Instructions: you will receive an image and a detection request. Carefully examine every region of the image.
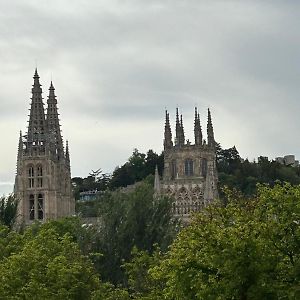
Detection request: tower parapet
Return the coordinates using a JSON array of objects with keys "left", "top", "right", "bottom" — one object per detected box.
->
[{"left": 157, "top": 107, "right": 218, "bottom": 223}]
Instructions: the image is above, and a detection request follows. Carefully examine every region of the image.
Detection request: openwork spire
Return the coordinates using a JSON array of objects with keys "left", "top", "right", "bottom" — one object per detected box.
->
[
  {"left": 207, "top": 108, "right": 215, "bottom": 147},
  {"left": 194, "top": 107, "right": 202, "bottom": 145},
  {"left": 46, "top": 81, "right": 64, "bottom": 160},
  {"left": 164, "top": 110, "right": 173, "bottom": 150},
  {"left": 65, "top": 140, "right": 70, "bottom": 170},
  {"left": 26, "top": 68, "right": 47, "bottom": 155},
  {"left": 17, "top": 131, "right": 23, "bottom": 161}
]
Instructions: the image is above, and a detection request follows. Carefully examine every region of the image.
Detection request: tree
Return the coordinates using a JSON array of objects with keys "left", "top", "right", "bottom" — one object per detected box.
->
[
  {"left": 0, "top": 226, "right": 100, "bottom": 299},
  {"left": 149, "top": 183, "right": 300, "bottom": 299},
  {"left": 109, "top": 149, "right": 163, "bottom": 190},
  {"left": 0, "top": 194, "right": 18, "bottom": 229},
  {"left": 91, "top": 181, "right": 178, "bottom": 285}
]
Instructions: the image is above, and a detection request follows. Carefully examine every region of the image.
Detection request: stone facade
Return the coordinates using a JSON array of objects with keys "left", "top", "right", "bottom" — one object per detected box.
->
[
  {"left": 14, "top": 69, "right": 75, "bottom": 225},
  {"left": 275, "top": 155, "right": 299, "bottom": 167},
  {"left": 155, "top": 108, "right": 218, "bottom": 223}
]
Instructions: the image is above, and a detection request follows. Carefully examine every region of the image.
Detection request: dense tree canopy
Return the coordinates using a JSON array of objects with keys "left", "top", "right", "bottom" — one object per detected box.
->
[
  {"left": 0, "top": 225, "right": 100, "bottom": 299},
  {"left": 217, "top": 144, "right": 300, "bottom": 197},
  {"left": 86, "top": 181, "right": 178, "bottom": 284},
  {"left": 0, "top": 195, "right": 18, "bottom": 229},
  {"left": 72, "top": 149, "right": 163, "bottom": 200},
  {"left": 146, "top": 183, "right": 300, "bottom": 299}
]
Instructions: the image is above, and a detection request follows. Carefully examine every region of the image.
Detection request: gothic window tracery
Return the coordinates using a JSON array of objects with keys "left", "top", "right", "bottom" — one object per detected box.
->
[
  {"left": 170, "top": 160, "right": 177, "bottom": 179},
  {"left": 28, "top": 165, "right": 34, "bottom": 188},
  {"left": 37, "top": 165, "right": 43, "bottom": 188},
  {"left": 38, "top": 194, "right": 44, "bottom": 220},
  {"left": 29, "top": 194, "right": 34, "bottom": 220},
  {"left": 185, "top": 159, "right": 194, "bottom": 176},
  {"left": 202, "top": 158, "right": 207, "bottom": 177}
]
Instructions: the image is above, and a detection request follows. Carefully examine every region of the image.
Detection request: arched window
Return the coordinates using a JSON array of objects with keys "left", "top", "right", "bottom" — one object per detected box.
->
[
  {"left": 185, "top": 159, "right": 194, "bottom": 176},
  {"left": 170, "top": 160, "right": 177, "bottom": 179},
  {"left": 29, "top": 194, "right": 35, "bottom": 220},
  {"left": 37, "top": 165, "right": 43, "bottom": 188},
  {"left": 38, "top": 194, "right": 44, "bottom": 220},
  {"left": 28, "top": 166, "right": 34, "bottom": 188},
  {"left": 202, "top": 158, "right": 208, "bottom": 177}
]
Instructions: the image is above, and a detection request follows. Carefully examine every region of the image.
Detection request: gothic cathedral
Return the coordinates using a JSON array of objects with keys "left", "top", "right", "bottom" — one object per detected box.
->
[
  {"left": 14, "top": 70, "right": 75, "bottom": 225},
  {"left": 155, "top": 108, "right": 218, "bottom": 222}
]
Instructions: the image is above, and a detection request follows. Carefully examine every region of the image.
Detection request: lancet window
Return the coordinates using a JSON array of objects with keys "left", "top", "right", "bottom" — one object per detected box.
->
[
  {"left": 202, "top": 158, "right": 207, "bottom": 177},
  {"left": 37, "top": 165, "right": 43, "bottom": 188},
  {"left": 29, "top": 194, "right": 35, "bottom": 220},
  {"left": 28, "top": 165, "right": 34, "bottom": 188},
  {"left": 37, "top": 194, "right": 44, "bottom": 220},
  {"left": 171, "top": 160, "right": 177, "bottom": 179},
  {"left": 185, "top": 159, "right": 194, "bottom": 176}
]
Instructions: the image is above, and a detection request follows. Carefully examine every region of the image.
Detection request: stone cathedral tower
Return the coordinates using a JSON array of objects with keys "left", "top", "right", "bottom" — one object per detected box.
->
[
  {"left": 155, "top": 108, "right": 218, "bottom": 222},
  {"left": 14, "top": 69, "right": 75, "bottom": 225}
]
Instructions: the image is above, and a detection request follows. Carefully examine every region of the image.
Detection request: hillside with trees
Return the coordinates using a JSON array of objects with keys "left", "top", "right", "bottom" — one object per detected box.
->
[
  {"left": 2, "top": 146, "right": 300, "bottom": 298},
  {"left": 0, "top": 182, "right": 299, "bottom": 299},
  {"left": 72, "top": 145, "right": 300, "bottom": 201}
]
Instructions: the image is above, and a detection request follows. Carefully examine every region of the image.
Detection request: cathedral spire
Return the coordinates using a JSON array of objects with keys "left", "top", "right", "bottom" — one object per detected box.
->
[
  {"left": 46, "top": 81, "right": 64, "bottom": 161},
  {"left": 175, "top": 108, "right": 185, "bottom": 146},
  {"left": 175, "top": 108, "right": 181, "bottom": 146},
  {"left": 26, "top": 68, "right": 47, "bottom": 155},
  {"left": 164, "top": 110, "right": 173, "bottom": 150},
  {"left": 180, "top": 114, "right": 185, "bottom": 145},
  {"left": 17, "top": 131, "right": 23, "bottom": 161},
  {"left": 65, "top": 140, "right": 70, "bottom": 170},
  {"left": 207, "top": 108, "right": 215, "bottom": 148},
  {"left": 194, "top": 107, "right": 202, "bottom": 145}
]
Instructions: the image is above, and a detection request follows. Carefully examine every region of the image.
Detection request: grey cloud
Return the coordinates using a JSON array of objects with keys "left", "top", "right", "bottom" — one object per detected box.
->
[{"left": 1, "top": 0, "right": 300, "bottom": 194}]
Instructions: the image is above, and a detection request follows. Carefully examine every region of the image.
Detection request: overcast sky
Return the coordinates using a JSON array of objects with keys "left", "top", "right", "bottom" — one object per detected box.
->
[{"left": 1, "top": 0, "right": 300, "bottom": 195}]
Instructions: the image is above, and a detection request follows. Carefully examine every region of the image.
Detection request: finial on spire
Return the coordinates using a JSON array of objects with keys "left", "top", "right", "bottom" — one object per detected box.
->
[
  {"left": 208, "top": 108, "right": 212, "bottom": 124},
  {"left": 34, "top": 68, "right": 39, "bottom": 78}
]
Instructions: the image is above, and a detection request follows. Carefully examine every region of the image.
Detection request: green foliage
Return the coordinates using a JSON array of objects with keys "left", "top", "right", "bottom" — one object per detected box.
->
[
  {"left": 109, "top": 149, "right": 163, "bottom": 190},
  {"left": 123, "top": 246, "right": 164, "bottom": 299},
  {"left": 217, "top": 144, "right": 300, "bottom": 197},
  {"left": 149, "top": 183, "right": 300, "bottom": 299},
  {"left": 0, "top": 195, "right": 18, "bottom": 229},
  {"left": 0, "top": 226, "right": 100, "bottom": 299},
  {"left": 72, "top": 149, "right": 163, "bottom": 199},
  {"left": 72, "top": 169, "right": 111, "bottom": 200},
  {"left": 90, "top": 181, "right": 178, "bottom": 285},
  {"left": 92, "top": 283, "right": 130, "bottom": 300}
]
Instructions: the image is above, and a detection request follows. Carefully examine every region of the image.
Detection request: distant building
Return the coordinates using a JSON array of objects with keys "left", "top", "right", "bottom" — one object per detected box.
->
[
  {"left": 79, "top": 190, "right": 101, "bottom": 201},
  {"left": 275, "top": 155, "right": 299, "bottom": 167},
  {"left": 14, "top": 69, "right": 75, "bottom": 225},
  {"left": 155, "top": 108, "right": 218, "bottom": 223}
]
